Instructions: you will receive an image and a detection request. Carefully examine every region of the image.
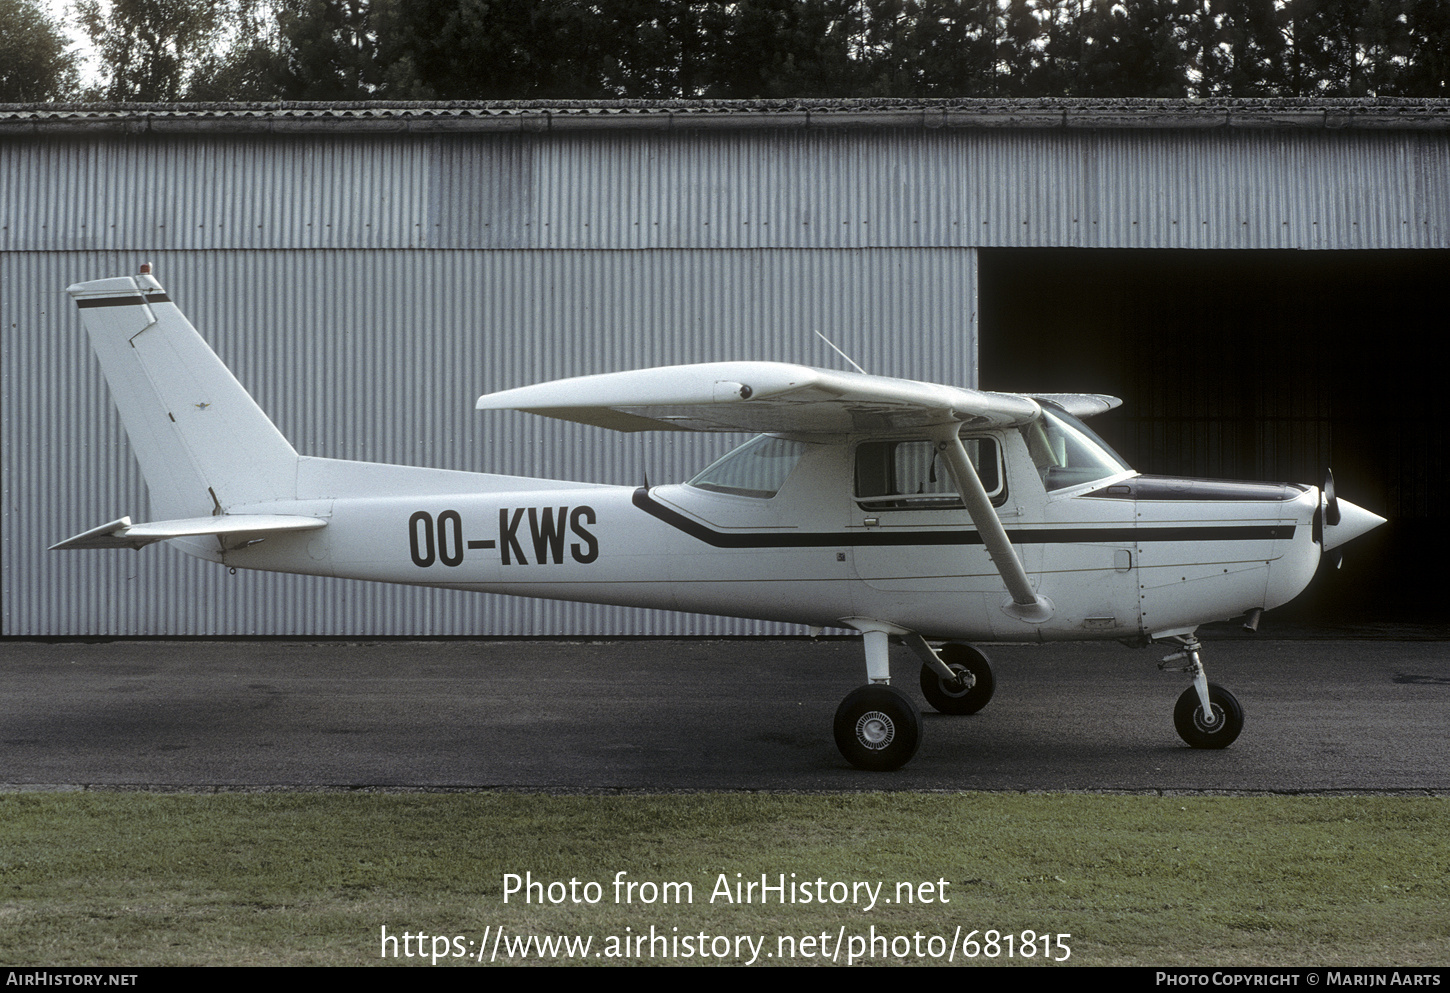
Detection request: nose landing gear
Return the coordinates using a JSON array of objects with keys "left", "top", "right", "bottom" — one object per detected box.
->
[{"left": 1158, "top": 634, "right": 1244, "bottom": 748}]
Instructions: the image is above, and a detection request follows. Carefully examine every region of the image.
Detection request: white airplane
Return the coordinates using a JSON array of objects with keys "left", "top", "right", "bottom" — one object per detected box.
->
[{"left": 54, "top": 268, "right": 1386, "bottom": 771}]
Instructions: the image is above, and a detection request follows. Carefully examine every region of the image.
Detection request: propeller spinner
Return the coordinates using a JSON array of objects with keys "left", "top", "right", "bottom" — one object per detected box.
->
[{"left": 1315, "top": 468, "right": 1385, "bottom": 566}]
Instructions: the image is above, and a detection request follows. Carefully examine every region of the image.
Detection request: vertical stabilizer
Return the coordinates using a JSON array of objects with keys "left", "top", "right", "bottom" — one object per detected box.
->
[{"left": 67, "top": 271, "right": 298, "bottom": 520}]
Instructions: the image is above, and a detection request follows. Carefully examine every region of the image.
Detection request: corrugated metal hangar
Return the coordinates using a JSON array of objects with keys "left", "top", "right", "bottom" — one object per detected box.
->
[{"left": 3, "top": 98, "right": 1445, "bottom": 637}]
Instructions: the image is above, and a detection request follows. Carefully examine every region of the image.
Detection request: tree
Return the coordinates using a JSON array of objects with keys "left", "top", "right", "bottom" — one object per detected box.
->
[
  {"left": 1394, "top": 0, "right": 1450, "bottom": 95},
  {"left": 698, "top": 0, "right": 865, "bottom": 98},
  {"left": 373, "top": 0, "right": 614, "bottom": 99},
  {"left": 1032, "top": 0, "right": 1087, "bottom": 96},
  {"left": 185, "top": 1, "right": 296, "bottom": 100},
  {"left": 188, "top": 0, "right": 380, "bottom": 101},
  {"left": 76, "top": 0, "right": 235, "bottom": 101},
  {"left": 64, "top": 0, "right": 1450, "bottom": 104},
  {"left": 1280, "top": 0, "right": 1406, "bottom": 96},
  {"left": 1184, "top": 0, "right": 1289, "bottom": 96},
  {"left": 590, "top": 0, "right": 719, "bottom": 98},
  {"left": 197, "top": 0, "right": 678, "bottom": 101},
  {"left": 996, "top": 0, "right": 1046, "bottom": 95},
  {"left": 0, "top": 0, "right": 81, "bottom": 101},
  {"left": 856, "top": 0, "right": 1003, "bottom": 96},
  {"left": 1076, "top": 0, "right": 1189, "bottom": 97},
  {"left": 270, "top": 0, "right": 378, "bottom": 99}
]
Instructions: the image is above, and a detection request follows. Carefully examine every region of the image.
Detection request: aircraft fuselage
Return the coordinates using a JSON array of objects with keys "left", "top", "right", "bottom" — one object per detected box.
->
[{"left": 217, "top": 427, "right": 1324, "bottom": 644}]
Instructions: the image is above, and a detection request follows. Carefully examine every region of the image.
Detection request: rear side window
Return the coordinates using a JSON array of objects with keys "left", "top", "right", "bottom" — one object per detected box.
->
[
  {"left": 855, "top": 437, "right": 1003, "bottom": 509},
  {"left": 688, "top": 435, "right": 808, "bottom": 499}
]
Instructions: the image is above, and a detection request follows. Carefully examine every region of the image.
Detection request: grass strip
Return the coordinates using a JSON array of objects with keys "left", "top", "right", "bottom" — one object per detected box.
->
[{"left": 1, "top": 792, "right": 1445, "bottom": 966}]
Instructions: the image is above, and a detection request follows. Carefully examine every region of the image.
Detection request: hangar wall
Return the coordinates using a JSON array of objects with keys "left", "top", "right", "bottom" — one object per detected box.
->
[
  {"left": 3, "top": 247, "right": 975, "bottom": 636},
  {"left": 3, "top": 100, "right": 1446, "bottom": 636}
]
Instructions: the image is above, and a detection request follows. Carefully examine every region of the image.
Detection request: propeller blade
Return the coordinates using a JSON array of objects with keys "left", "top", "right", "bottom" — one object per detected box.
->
[{"left": 1324, "top": 469, "right": 1341, "bottom": 527}]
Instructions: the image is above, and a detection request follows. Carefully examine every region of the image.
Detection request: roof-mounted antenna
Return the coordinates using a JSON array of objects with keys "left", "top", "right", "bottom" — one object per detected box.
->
[{"left": 813, "top": 330, "right": 868, "bottom": 375}]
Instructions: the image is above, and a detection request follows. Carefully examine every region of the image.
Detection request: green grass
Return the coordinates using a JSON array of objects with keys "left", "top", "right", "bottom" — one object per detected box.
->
[{"left": 1, "top": 793, "right": 1445, "bottom": 966}]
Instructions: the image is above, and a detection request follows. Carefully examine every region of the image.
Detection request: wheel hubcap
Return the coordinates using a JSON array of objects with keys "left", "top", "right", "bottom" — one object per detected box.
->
[
  {"left": 1194, "top": 704, "right": 1224, "bottom": 733},
  {"left": 856, "top": 711, "right": 895, "bottom": 750}
]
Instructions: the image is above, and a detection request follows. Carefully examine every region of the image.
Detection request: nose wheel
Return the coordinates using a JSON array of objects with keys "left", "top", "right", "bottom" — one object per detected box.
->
[
  {"left": 1159, "top": 635, "right": 1244, "bottom": 748},
  {"left": 1173, "top": 684, "right": 1243, "bottom": 748}
]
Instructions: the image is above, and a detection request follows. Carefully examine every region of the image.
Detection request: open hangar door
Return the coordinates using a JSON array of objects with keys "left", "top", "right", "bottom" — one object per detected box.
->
[{"left": 978, "top": 248, "right": 1448, "bottom": 629}]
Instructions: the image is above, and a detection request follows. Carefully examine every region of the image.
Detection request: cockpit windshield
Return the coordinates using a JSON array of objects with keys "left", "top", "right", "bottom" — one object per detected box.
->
[
  {"left": 687, "top": 435, "right": 808, "bottom": 499},
  {"left": 1020, "top": 405, "right": 1131, "bottom": 491}
]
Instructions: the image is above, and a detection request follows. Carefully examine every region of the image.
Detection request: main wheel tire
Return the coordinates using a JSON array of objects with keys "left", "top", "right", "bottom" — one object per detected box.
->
[
  {"left": 919, "top": 643, "right": 996, "bottom": 715},
  {"left": 833, "top": 684, "right": 922, "bottom": 771},
  {"left": 1173, "top": 683, "right": 1244, "bottom": 748}
]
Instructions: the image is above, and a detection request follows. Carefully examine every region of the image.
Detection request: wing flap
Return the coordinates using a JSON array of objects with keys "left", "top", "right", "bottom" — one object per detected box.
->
[
  {"left": 477, "top": 362, "right": 1041, "bottom": 435},
  {"left": 52, "top": 514, "right": 328, "bottom": 550}
]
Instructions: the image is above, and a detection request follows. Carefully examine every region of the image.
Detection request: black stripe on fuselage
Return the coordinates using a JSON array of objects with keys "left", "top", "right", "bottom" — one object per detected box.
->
[
  {"left": 631, "top": 488, "right": 1294, "bottom": 549},
  {"left": 75, "top": 293, "right": 172, "bottom": 309}
]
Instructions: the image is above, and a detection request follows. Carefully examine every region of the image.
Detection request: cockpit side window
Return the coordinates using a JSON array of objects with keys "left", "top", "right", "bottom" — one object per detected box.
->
[
  {"left": 854, "top": 436, "right": 1004, "bottom": 509},
  {"left": 1021, "top": 406, "right": 1131, "bottom": 491},
  {"left": 688, "top": 435, "right": 808, "bottom": 499}
]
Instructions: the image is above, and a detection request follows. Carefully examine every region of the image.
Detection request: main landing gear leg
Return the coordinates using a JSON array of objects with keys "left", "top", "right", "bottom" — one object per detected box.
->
[
  {"left": 833, "top": 623, "right": 922, "bottom": 771},
  {"left": 1158, "top": 634, "right": 1244, "bottom": 748}
]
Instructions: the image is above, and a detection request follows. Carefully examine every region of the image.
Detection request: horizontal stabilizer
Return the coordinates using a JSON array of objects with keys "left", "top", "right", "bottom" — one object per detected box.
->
[
  {"left": 478, "top": 362, "right": 1041, "bottom": 435},
  {"left": 51, "top": 515, "right": 327, "bottom": 551}
]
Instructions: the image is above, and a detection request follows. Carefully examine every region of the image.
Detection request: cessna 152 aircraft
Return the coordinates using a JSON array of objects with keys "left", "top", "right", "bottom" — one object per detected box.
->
[{"left": 54, "top": 268, "right": 1385, "bottom": 771}]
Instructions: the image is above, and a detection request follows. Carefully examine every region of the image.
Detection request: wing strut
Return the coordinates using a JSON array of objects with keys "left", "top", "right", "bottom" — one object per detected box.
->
[{"left": 932, "top": 424, "right": 1053, "bottom": 623}]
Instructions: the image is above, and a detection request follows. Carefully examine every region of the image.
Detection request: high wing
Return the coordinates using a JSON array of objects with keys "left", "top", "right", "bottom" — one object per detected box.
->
[
  {"left": 476, "top": 362, "right": 1045, "bottom": 435},
  {"left": 477, "top": 362, "right": 1107, "bottom": 623}
]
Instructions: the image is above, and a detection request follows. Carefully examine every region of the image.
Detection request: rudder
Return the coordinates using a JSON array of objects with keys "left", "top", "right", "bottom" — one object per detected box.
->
[{"left": 68, "top": 270, "right": 298, "bottom": 520}]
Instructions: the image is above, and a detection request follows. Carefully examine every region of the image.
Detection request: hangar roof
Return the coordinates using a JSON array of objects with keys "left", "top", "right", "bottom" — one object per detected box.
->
[
  {"left": 2, "top": 98, "right": 1448, "bottom": 136},
  {"left": 4, "top": 97, "right": 1446, "bottom": 253}
]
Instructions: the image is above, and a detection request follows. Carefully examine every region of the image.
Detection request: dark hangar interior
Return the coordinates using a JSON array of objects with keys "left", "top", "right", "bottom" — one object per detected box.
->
[{"left": 981, "top": 248, "right": 1447, "bottom": 627}]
